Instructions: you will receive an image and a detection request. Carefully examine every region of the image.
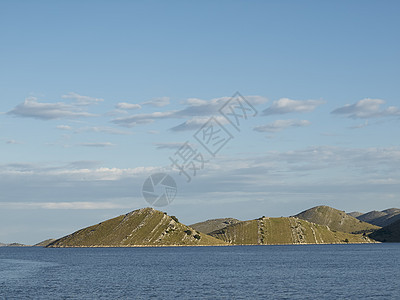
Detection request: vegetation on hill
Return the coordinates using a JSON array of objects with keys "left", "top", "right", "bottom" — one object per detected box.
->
[
  {"left": 42, "top": 205, "right": 400, "bottom": 247},
  {"left": 295, "top": 206, "right": 380, "bottom": 234},
  {"left": 369, "top": 219, "right": 400, "bottom": 243},
  {"left": 190, "top": 218, "right": 241, "bottom": 234},
  {"left": 34, "top": 239, "right": 57, "bottom": 247},
  {"left": 47, "top": 208, "right": 227, "bottom": 247},
  {"left": 209, "top": 217, "right": 375, "bottom": 245}
]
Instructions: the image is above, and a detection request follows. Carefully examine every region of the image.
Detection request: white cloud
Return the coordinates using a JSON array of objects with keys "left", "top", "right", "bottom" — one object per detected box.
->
[
  {"left": 112, "top": 95, "right": 265, "bottom": 128},
  {"left": 142, "top": 97, "right": 170, "bottom": 107},
  {"left": 79, "top": 126, "right": 133, "bottom": 135},
  {"left": 263, "top": 98, "right": 324, "bottom": 115},
  {"left": 56, "top": 125, "right": 132, "bottom": 135},
  {"left": 331, "top": 98, "right": 400, "bottom": 119},
  {"left": 86, "top": 127, "right": 132, "bottom": 135},
  {"left": 0, "top": 146, "right": 399, "bottom": 220},
  {"left": 170, "top": 116, "right": 228, "bottom": 132},
  {"left": 115, "top": 102, "right": 142, "bottom": 110},
  {"left": 0, "top": 163, "right": 163, "bottom": 181},
  {"left": 112, "top": 111, "right": 177, "bottom": 127},
  {"left": 78, "top": 142, "right": 115, "bottom": 147},
  {"left": 0, "top": 201, "right": 130, "bottom": 210},
  {"left": 8, "top": 97, "right": 97, "bottom": 120},
  {"left": 254, "top": 119, "right": 311, "bottom": 132},
  {"left": 56, "top": 125, "right": 73, "bottom": 131},
  {"left": 154, "top": 142, "right": 186, "bottom": 150},
  {"left": 61, "top": 92, "right": 103, "bottom": 105}
]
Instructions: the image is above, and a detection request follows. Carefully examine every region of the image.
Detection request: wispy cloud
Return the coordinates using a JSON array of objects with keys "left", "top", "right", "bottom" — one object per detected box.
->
[
  {"left": 0, "top": 163, "right": 163, "bottom": 185},
  {"left": 8, "top": 96, "right": 97, "bottom": 120},
  {"left": 348, "top": 121, "right": 369, "bottom": 129},
  {"left": 56, "top": 125, "right": 73, "bottom": 131},
  {"left": 81, "top": 126, "right": 133, "bottom": 135},
  {"left": 112, "top": 111, "right": 177, "bottom": 127},
  {"left": 112, "top": 95, "right": 267, "bottom": 128},
  {"left": 61, "top": 92, "right": 103, "bottom": 106},
  {"left": 142, "top": 97, "right": 170, "bottom": 107},
  {"left": 78, "top": 142, "right": 115, "bottom": 147},
  {"left": 0, "top": 201, "right": 130, "bottom": 210},
  {"left": 154, "top": 142, "right": 186, "bottom": 150},
  {"left": 331, "top": 98, "right": 400, "bottom": 119},
  {"left": 170, "top": 116, "right": 228, "bottom": 132},
  {"left": 5, "top": 139, "right": 22, "bottom": 145},
  {"left": 56, "top": 125, "right": 133, "bottom": 135},
  {"left": 262, "top": 98, "right": 324, "bottom": 115},
  {"left": 254, "top": 119, "right": 311, "bottom": 132},
  {"left": 115, "top": 102, "right": 142, "bottom": 110}
]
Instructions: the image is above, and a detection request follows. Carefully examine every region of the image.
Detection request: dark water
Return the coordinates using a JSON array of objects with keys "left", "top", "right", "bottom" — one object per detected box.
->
[{"left": 1, "top": 244, "right": 399, "bottom": 299}]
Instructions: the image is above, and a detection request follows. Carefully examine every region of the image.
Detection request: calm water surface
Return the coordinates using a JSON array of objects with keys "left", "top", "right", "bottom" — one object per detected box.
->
[{"left": 1, "top": 244, "right": 399, "bottom": 299}]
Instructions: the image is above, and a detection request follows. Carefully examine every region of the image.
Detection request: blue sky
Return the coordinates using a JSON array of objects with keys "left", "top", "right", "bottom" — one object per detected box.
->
[{"left": 1, "top": 1, "right": 399, "bottom": 244}]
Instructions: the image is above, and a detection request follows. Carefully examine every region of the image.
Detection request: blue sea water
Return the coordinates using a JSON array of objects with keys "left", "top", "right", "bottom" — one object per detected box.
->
[{"left": 0, "top": 244, "right": 399, "bottom": 299}]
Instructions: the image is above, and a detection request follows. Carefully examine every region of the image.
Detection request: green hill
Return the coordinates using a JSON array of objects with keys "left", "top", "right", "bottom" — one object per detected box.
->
[
  {"left": 209, "top": 217, "right": 375, "bottom": 245},
  {"left": 47, "top": 208, "right": 228, "bottom": 247},
  {"left": 295, "top": 206, "right": 380, "bottom": 234},
  {"left": 34, "top": 239, "right": 57, "bottom": 247},
  {"left": 369, "top": 219, "right": 400, "bottom": 243},
  {"left": 190, "top": 218, "right": 241, "bottom": 235}
]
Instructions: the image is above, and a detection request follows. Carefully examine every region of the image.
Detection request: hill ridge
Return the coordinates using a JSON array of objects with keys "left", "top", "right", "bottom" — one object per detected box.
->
[
  {"left": 48, "top": 208, "right": 227, "bottom": 247},
  {"left": 209, "top": 216, "right": 375, "bottom": 245},
  {"left": 356, "top": 208, "right": 400, "bottom": 227},
  {"left": 295, "top": 205, "right": 380, "bottom": 234}
]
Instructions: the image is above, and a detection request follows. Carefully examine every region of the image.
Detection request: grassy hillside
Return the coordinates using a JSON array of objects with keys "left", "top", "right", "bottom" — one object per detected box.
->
[
  {"left": 34, "top": 239, "right": 57, "bottom": 247},
  {"left": 295, "top": 206, "right": 380, "bottom": 234},
  {"left": 48, "top": 208, "right": 227, "bottom": 247},
  {"left": 369, "top": 219, "right": 400, "bottom": 243},
  {"left": 209, "top": 217, "right": 375, "bottom": 245},
  {"left": 190, "top": 218, "right": 241, "bottom": 234}
]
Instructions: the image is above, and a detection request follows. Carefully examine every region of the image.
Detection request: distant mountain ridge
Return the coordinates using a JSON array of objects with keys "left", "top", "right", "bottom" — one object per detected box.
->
[
  {"left": 355, "top": 208, "right": 400, "bottom": 227},
  {"left": 348, "top": 212, "right": 363, "bottom": 218},
  {"left": 0, "top": 242, "right": 29, "bottom": 247}
]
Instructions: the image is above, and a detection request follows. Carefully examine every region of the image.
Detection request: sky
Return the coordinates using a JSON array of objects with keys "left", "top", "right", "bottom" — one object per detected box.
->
[{"left": 0, "top": 0, "right": 399, "bottom": 244}]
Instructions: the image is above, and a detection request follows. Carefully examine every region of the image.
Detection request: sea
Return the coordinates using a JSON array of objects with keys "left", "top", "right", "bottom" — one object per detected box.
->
[{"left": 0, "top": 244, "right": 399, "bottom": 299}]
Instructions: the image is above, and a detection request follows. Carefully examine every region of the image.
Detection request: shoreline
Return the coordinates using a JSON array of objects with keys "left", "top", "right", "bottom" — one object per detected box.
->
[{"left": 45, "top": 241, "right": 380, "bottom": 248}]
